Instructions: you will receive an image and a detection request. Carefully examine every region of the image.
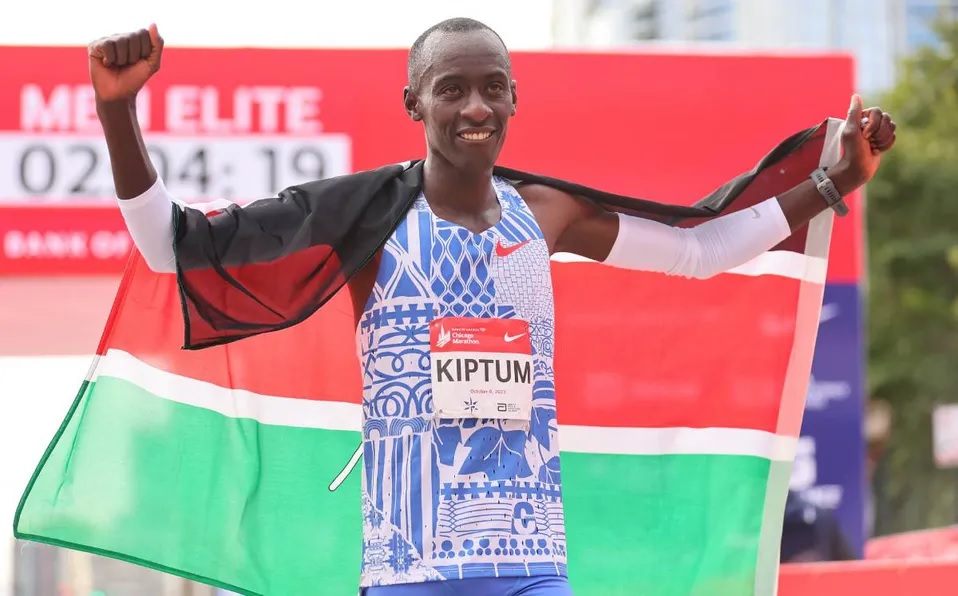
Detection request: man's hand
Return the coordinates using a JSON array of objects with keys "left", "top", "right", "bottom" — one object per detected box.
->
[
  {"left": 89, "top": 24, "right": 164, "bottom": 103},
  {"left": 831, "top": 94, "right": 897, "bottom": 194}
]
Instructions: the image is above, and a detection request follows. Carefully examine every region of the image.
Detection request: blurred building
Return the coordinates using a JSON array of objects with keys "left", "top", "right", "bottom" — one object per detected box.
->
[{"left": 552, "top": 0, "right": 958, "bottom": 93}]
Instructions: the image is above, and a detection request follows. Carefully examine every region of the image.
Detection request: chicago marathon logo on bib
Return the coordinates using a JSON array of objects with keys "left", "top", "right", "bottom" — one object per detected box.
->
[{"left": 429, "top": 317, "right": 533, "bottom": 420}]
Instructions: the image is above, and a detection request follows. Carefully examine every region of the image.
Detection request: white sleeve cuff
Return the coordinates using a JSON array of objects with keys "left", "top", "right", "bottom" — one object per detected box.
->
[{"left": 117, "top": 177, "right": 177, "bottom": 273}]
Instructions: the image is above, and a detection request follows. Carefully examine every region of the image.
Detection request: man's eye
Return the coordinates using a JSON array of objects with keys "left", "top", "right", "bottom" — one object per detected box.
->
[
  {"left": 489, "top": 83, "right": 505, "bottom": 92},
  {"left": 441, "top": 86, "right": 461, "bottom": 96}
]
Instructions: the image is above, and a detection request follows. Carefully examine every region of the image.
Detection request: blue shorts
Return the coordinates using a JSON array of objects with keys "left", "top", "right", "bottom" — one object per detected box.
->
[{"left": 362, "top": 576, "right": 573, "bottom": 595}]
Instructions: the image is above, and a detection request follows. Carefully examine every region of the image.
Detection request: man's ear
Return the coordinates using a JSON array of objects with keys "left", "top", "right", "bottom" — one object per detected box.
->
[
  {"left": 510, "top": 80, "right": 518, "bottom": 116},
  {"left": 404, "top": 86, "right": 423, "bottom": 121}
]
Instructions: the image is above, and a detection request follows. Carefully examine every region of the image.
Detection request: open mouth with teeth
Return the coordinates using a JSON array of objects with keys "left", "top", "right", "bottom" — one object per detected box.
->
[{"left": 458, "top": 130, "right": 494, "bottom": 141}]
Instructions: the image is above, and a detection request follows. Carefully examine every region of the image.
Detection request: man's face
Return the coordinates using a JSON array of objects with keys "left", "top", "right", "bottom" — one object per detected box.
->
[{"left": 404, "top": 30, "right": 517, "bottom": 171}]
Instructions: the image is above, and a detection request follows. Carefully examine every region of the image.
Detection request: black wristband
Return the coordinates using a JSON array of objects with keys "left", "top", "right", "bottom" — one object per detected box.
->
[{"left": 810, "top": 167, "right": 849, "bottom": 216}]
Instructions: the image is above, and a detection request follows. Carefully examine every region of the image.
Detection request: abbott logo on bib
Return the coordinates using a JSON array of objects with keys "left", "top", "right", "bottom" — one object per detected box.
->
[{"left": 430, "top": 317, "right": 533, "bottom": 420}]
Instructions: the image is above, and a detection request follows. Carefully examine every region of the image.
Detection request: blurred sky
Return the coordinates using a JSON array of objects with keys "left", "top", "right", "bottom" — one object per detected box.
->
[{"left": 0, "top": 0, "right": 556, "bottom": 49}]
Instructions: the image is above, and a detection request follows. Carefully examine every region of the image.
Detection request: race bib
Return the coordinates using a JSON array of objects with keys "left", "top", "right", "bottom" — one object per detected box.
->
[{"left": 430, "top": 317, "right": 533, "bottom": 420}]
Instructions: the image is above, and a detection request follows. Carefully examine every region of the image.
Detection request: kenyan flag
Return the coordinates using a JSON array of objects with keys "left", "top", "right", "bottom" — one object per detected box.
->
[{"left": 14, "top": 118, "right": 843, "bottom": 595}]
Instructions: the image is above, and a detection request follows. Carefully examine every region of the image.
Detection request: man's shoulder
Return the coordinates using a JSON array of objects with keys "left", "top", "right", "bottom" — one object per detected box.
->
[
  {"left": 492, "top": 166, "right": 593, "bottom": 209},
  {"left": 511, "top": 181, "right": 569, "bottom": 205},
  {"left": 511, "top": 180, "right": 594, "bottom": 217}
]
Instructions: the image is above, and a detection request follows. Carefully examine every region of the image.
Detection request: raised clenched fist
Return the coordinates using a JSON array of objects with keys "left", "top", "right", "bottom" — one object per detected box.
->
[
  {"left": 834, "top": 94, "right": 897, "bottom": 192},
  {"left": 88, "top": 24, "right": 164, "bottom": 103}
]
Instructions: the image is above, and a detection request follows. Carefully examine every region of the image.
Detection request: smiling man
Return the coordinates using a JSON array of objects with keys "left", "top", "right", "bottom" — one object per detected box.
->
[{"left": 86, "top": 16, "right": 896, "bottom": 596}]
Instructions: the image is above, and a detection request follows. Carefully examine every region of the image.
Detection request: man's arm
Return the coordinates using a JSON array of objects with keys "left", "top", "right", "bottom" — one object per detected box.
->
[
  {"left": 554, "top": 164, "right": 858, "bottom": 260},
  {"left": 528, "top": 187, "right": 794, "bottom": 279},
  {"left": 98, "top": 98, "right": 158, "bottom": 200},
  {"left": 88, "top": 26, "right": 179, "bottom": 272},
  {"left": 541, "top": 96, "right": 896, "bottom": 278},
  {"left": 89, "top": 26, "right": 332, "bottom": 275}
]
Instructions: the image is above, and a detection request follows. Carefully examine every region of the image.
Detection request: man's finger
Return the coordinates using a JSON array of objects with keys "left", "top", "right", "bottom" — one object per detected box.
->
[
  {"left": 870, "top": 134, "right": 896, "bottom": 153},
  {"left": 114, "top": 37, "right": 130, "bottom": 66},
  {"left": 862, "top": 108, "right": 883, "bottom": 139},
  {"left": 872, "top": 113, "right": 894, "bottom": 145},
  {"left": 137, "top": 28, "right": 152, "bottom": 60},
  {"left": 88, "top": 40, "right": 105, "bottom": 61},
  {"left": 102, "top": 40, "right": 117, "bottom": 66},
  {"left": 147, "top": 23, "right": 164, "bottom": 70},
  {"left": 847, "top": 94, "right": 863, "bottom": 124},
  {"left": 148, "top": 23, "right": 163, "bottom": 51},
  {"left": 127, "top": 33, "right": 141, "bottom": 65}
]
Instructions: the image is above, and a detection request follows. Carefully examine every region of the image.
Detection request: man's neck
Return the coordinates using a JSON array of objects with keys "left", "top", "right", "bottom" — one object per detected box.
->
[{"left": 422, "top": 155, "right": 497, "bottom": 217}]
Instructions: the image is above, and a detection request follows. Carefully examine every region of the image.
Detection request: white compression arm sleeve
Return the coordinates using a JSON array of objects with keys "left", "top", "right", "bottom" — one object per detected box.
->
[
  {"left": 116, "top": 177, "right": 177, "bottom": 273},
  {"left": 602, "top": 196, "right": 792, "bottom": 279}
]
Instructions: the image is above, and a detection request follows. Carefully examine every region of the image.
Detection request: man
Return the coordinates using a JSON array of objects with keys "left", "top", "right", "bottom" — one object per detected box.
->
[
  {"left": 780, "top": 490, "right": 856, "bottom": 563},
  {"left": 89, "top": 18, "right": 896, "bottom": 596}
]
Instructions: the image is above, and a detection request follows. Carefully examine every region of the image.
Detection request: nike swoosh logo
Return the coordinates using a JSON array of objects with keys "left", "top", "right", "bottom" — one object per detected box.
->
[
  {"left": 750, "top": 207, "right": 761, "bottom": 219},
  {"left": 495, "top": 239, "right": 531, "bottom": 257},
  {"left": 504, "top": 333, "right": 526, "bottom": 343}
]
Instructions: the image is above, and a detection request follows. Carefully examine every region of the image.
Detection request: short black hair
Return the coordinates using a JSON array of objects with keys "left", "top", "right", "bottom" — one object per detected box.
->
[{"left": 407, "top": 17, "right": 510, "bottom": 90}]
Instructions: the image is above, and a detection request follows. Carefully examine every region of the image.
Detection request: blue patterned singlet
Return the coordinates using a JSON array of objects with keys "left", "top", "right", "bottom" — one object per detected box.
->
[{"left": 357, "top": 177, "right": 565, "bottom": 588}]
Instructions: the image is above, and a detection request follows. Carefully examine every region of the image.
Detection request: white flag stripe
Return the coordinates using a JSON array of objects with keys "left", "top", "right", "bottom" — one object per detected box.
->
[
  {"left": 559, "top": 425, "right": 796, "bottom": 462},
  {"left": 62, "top": 349, "right": 798, "bottom": 461},
  {"left": 94, "top": 349, "right": 361, "bottom": 432}
]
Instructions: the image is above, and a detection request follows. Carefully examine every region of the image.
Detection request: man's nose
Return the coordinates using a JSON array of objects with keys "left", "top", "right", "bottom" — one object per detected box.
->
[{"left": 460, "top": 90, "right": 493, "bottom": 123}]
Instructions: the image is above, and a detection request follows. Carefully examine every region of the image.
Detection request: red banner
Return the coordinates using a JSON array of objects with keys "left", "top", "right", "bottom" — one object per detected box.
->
[{"left": 0, "top": 46, "right": 859, "bottom": 279}]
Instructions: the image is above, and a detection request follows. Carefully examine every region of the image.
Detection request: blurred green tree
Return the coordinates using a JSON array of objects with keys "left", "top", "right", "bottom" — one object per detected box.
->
[{"left": 867, "top": 16, "right": 958, "bottom": 536}]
